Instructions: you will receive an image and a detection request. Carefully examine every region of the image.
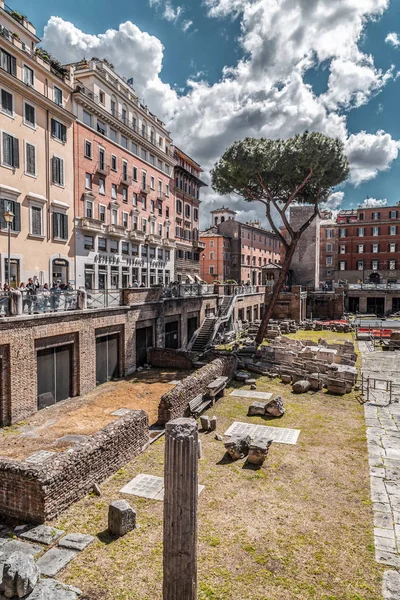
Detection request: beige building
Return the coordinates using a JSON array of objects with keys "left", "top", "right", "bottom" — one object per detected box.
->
[{"left": 0, "top": 1, "right": 75, "bottom": 286}]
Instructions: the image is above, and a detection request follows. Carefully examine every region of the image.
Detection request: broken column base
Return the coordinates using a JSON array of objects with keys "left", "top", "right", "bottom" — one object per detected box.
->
[
  {"left": 247, "top": 438, "right": 273, "bottom": 466},
  {"left": 224, "top": 435, "right": 251, "bottom": 460}
]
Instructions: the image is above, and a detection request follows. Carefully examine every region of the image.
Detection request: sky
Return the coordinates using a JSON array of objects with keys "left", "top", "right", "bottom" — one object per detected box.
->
[{"left": 11, "top": 0, "right": 400, "bottom": 227}]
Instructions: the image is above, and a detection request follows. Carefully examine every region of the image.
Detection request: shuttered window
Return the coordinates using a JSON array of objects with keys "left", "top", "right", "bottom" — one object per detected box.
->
[
  {"left": 1, "top": 50, "right": 16, "bottom": 76},
  {"left": 25, "top": 143, "right": 36, "bottom": 176},
  {"left": 0, "top": 199, "right": 21, "bottom": 232},
  {"left": 51, "top": 119, "right": 67, "bottom": 142},
  {"left": 1, "top": 89, "right": 13, "bottom": 115},
  {"left": 52, "top": 157, "right": 64, "bottom": 186},
  {"left": 31, "top": 206, "right": 42, "bottom": 236},
  {"left": 24, "top": 102, "right": 35, "bottom": 126},
  {"left": 2, "top": 133, "right": 19, "bottom": 168},
  {"left": 53, "top": 212, "right": 68, "bottom": 240}
]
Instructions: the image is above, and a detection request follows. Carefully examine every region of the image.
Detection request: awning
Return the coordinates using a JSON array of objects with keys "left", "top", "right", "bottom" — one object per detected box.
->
[{"left": 186, "top": 274, "right": 195, "bottom": 283}]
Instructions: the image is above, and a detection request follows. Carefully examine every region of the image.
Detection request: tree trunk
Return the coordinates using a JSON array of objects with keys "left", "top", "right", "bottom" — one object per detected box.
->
[{"left": 255, "top": 242, "right": 298, "bottom": 345}]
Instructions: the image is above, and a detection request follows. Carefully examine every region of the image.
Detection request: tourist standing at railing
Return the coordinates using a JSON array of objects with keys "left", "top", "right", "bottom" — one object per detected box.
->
[
  {"left": 3, "top": 282, "right": 10, "bottom": 292},
  {"left": 26, "top": 277, "right": 39, "bottom": 315},
  {"left": 42, "top": 283, "right": 51, "bottom": 313},
  {"left": 50, "top": 282, "right": 62, "bottom": 312}
]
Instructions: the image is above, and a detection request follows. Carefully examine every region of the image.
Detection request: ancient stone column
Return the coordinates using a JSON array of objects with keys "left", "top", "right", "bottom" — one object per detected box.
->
[{"left": 163, "top": 417, "right": 198, "bottom": 600}]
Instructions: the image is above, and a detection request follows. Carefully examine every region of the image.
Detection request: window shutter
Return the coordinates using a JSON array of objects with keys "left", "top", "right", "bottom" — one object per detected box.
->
[
  {"left": 26, "top": 143, "right": 35, "bottom": 175},
  {"left": 0, "top": 199, "right": 5, "bottom": 230},
  {"left": 62, "top": 214, "right": 68, "bottom": 239},
  {"left": 2, "top": 132, "right": 10, "bottom": 165},
  {"left": 61, "top": 124, "right": 67, "bottom": 143},
  {"left": 12, "top": 136, "right": 19, "bottom": 168},
  {"left": 51, "top": 119, "right": 56, "bottom": 137},
  {"left": 60, "top": 159, "right": 64, "bottom": 186},
  {"left": 10, "top": 55, "right": 16, "bottom": 76},
  {"left": 13, "top": 202, "right": 21, "bottom": 232},
  {"left": 53, "top": 212, "right": 59, "bottom": 238},
  {"left": 1, "top": 90, "right": 12, "bottom": 113},
  {"left": 31, "top": 206, "right": 41, "bottom": 235}
]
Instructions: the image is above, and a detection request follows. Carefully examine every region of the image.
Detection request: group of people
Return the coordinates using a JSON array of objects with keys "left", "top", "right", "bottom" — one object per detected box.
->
[
  {"left": 128, "top": 280, "right": 146, "bottom": 288},
  {"left": 1, "top": 278, "right": 75, "bottom": 314}
]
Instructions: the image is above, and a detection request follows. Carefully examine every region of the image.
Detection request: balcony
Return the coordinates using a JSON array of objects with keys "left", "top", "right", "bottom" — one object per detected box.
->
[
  {"left": 106, "top": 224, "right": 127, "bottom": 237},
  {"left": 193, "top": 239, "right": 206, "bottom": 250},
  {"left": 77, "top": 217, "right": 105, "bottom": 233},
  {"left": 163, "top": 237, "right": 176, "bottom": 249},
  {"left": 120, "top": 174, "right": 132, "bottom": 186},
  {"left": 141, "top": 185, "right": 151, "bottom": 195},
  {"left": 96, "top": 162, "right": 110, "bottom": 176},
  {"left": 146, "top": 234, "right": 162, "bottom": 245},
  {"left": 157, "top": 192, "right": 166, "bottom": 202},
  {"left": 129, "top": 229, "right": 146, "bottom": 242}
]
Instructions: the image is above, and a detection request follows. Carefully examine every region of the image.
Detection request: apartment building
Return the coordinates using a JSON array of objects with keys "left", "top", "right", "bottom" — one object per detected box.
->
[
  {"left": 174, "top": 147, "right": 206, "bottom": 282},
  {"left": 200, "top": 208, "right": 282, "bottom": 284},
  {"left": 319, "top": 211, "right": 338, "bottom": 290},
  {"left": 335, "top": 205, "right": 400, "bottom": 284},
  {"left": 0, "top": 1, "right": 75, "bottom": 286},
  {"left": 71, "top": 58, "right": 176, "bottom": 289}
]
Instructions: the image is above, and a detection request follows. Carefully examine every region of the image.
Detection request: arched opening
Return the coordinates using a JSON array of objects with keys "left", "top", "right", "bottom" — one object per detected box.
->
[
  {"left": 52, "top": 258, "right": 69, "bottom": 286},
  {"left": 369, "top": 272, "right": 380, "bottom": 284}
]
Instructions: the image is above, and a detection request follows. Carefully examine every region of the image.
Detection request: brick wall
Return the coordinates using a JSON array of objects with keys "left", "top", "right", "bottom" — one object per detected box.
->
[
  {"left": 0, "top": 410, "right": 148, "bottom": 523},
  {"left": 158, "top": 355, "right": 237, "bottom": 424},
  {"left": 148, "top": 348, "right": 194, "bottom": 369}
]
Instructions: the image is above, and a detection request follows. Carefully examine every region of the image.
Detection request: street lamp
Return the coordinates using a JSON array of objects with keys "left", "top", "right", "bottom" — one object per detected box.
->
[{"left": 4, "top": 210, "right": 14, "bottom": 287}]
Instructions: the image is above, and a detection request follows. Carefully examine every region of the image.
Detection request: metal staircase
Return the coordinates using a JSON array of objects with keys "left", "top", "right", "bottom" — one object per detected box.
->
[
  {"left": 188, "top": 295, "right": 237, "bottom": 353},
  {"left": 190, "top": 317, "right": 216, "bottom": 352}
]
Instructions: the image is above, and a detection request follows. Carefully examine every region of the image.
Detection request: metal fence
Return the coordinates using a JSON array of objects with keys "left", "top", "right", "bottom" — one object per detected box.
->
[
  {"left": 163, "top": 284, "right": 215, "bottom": 298},
  {"left": 0, "top": 293, "right": 10, "bottom": 316},
  {"left": 361, "top": 373, "right": 400, "bottom": 405},
  {"left": 19, "top": 291, "right": 78, "bottom": 314},
  {"left": 86, "top": 290, "right": 122, "bottom": 309},
  {"left": 348, "top": 283, "right": 400, "bottom": 290}
]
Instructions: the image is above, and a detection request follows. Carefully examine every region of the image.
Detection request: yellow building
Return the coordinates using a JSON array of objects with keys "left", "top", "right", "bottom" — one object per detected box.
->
[{"left": 0, "top": 1, "right": 75, "bottom": 286}]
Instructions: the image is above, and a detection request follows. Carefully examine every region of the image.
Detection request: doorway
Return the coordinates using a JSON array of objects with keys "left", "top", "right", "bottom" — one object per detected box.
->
[
  {"left": 165, "top": 321, "right": 179, "bottom": 349},
  {"left": 98, "top": 268, "right": 107, "bottom": 290},
  {"left": 136, "top": 326, "right": 153, "bottom": 367},
  {"left": 369, "top": 272, "right": 381, "bottom": 284},
  {"left": 52, "top": 259, "right": 69, "bottom": 285},
  {"left": 4, "top": 258, "right": 20, "bottom": 288},
  {"left": 187, "top": 316, "right": 198, "bottom": 345},
  {"left": 348, "top": 297, "right": 359, "bottom": 313},
  {"left": 367, "top": 297, "right": 385, "bottom": 316},
  {"left": 96, "top": 334, "right": 120, "bottom": 385},
  {"left": 37, "top": 345, "right": 72, "bottom": 409}
]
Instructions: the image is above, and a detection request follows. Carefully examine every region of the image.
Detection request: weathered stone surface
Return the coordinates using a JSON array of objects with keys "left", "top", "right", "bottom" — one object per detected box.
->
[
  {"left": 0, "top": 540, "right": 42, "bottom": 561},
  {"left": 382, "top": 569, "right": 400, "bottom": 599},
  {"left": 292, "top": 380, "right": 311, "bottom": 394},
  {"left": 198, "top": 439, "right": 203, "bottom": 459},
  {"left": 248, "top": 402, "right": 266, "bottom": 417},
  {"left": 246, "top": 379, "right": 256, "bottom": 385},
  {"left": 326, "top": 378, "right": 347, "bottom": 395},
  {"left": 224, "top": 435, "right": 251, "bottom": 460},
  {"left": 200, "top": 416, "right": 210, "bottom": 431},
  {"left": 235, "top": 371, "right": 251, "bottom": 382},
  {"left": 281, "top": 374, "right": 292, "bottom": 384},
  {"left": 265, "top": 396, "right": 285, "bottom": 417},
  {"left": 17, "top": 578, "right": 82, "bottom": 599},
  {"left": 58, "top": 533, "right": 95, "bottom": 552},
  {"left": 247, "top": 438, "right": 273, "bottom": 466},
  {"left": 209, "top": 416, "right": 217, "bottom": 431},
  {"left": 108, "top": 500, "right": 136, "bottom": 537},
  {"left": 36, "top": 548, "right": 77, "bottom": 577},
  {"left": 91, "top": 483, "right": 101, "bottom": 496},
  {"left": 21, "top": 525, "right": 64, "bottom": 546},
  {"left": 0, "top": 552, "right": 40, "bottom": 598},
  {"left": 250, "top": 384, "right": 257, "bottom": 390},
  {"left": 215, "top": 434, "right": 223, "bottom": 441}
]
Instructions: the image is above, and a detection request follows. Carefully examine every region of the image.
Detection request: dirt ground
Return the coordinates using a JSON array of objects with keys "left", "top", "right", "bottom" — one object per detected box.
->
[
  {"left": 46, "top": 331, "right": 384, "bottom": 600},
  {"left": 0, "top": 369, "right": 188, "bottom": 460}
]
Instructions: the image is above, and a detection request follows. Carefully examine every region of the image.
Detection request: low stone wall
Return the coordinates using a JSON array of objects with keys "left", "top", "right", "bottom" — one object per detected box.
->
[
  {"left": 158, "top": 356, "right": 237, "bottom": 424},
  {"left": 148, "top": 348, "right": 194, "bottom": 370},
  {"left": 0, "top": 410, "right": 148, "bottom": 523}
]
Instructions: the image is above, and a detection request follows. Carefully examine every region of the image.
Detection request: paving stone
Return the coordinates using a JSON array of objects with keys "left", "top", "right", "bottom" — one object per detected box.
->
[
  {"left": 374, "top": 527, "right": 396, "bottom": 540},
  {"left": 5, "top": 578, "right": 83, "bottom": 599},
  {"left": 111, "top": 408, "right": 133, "bottom": 417},
  {"left": 374, "top": 513, "right": 394, "bottom": 529},
  {"left": 36, "top": 548, "right": 77, "bottom": 577},
  {"left": 120, "top": 473, "right": 204, "bottom": 501},
  {"left": 374, "top": 502, "right": 392, "bottom": 514},
  {"left": 0, "top": 540, "right": 42, "bottom": 562},
  {"left": 375, "top": 536, "right": 397, "bottom": 553},
  {"left": 58, "top": 533, "right": 95, "bottom": 552},
  {"left": 370, "top": 467, "right": 385, "bottom": 478},
  {"left": 230, "top": 390, "right": 272, "bottom": 401},
  {"left": 376, "top": 549, "right": 400, "bottom": 567},
  {"left": 0, "top": 538, "right": 8, "bottom": 547},
  {"left": 21, "top": 525, "right": 65, "bottom": 546},
  {"left": 382, "top": 570, "right": 400, "bottom": 600},
  {"left": 24, "top": 451, "right": 56, "bottom": 465}
]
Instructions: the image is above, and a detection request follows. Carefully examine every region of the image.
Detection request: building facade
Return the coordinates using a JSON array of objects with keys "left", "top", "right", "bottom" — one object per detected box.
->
[
  {"left": 319, "top": 211, "right": 338, "bottom": 290},
  {"left": 173, "top": 147, "right": 206, "bottom": 282},
  {"left": 200, "top": 208, "right": 282, "bottom": 284},
  {"left": 71, "top": 58, "right": 176, "bottom": 289},
  {"left": 0, "top": 1, "right": 75, "bottom": 286}
]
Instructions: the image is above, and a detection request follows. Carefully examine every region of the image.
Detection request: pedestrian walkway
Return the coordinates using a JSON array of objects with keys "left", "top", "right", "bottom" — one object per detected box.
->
[{"left": 360, "top": 343, "right": 400, "bottom": 599}]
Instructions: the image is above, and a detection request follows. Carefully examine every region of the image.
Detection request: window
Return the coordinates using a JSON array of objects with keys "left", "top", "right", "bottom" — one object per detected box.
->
[
  {"left": 372, "top": 226, "right": 379, "bottom": 236},
  {"left": 150, "top": 200, "right": 155, "bottom": 213},
  {"left": 53, "top": 86, "right": 62, "bottom": 106},
  {"left": 194, "top": 208, "right": 199, "bottom": 221},
  {"left": 176, "top": 199, "right": 182, "bottom": 214},
  {"left": 122, "top": 188, "right": 128, "bottom": 203},
  {"left": 158, "top": 201, "right": 162, "bottom": 216},
  {"left": 142, "top": 218, "right": 147, "bottom": 233},
  {"left": 158, "top": 180, "right": 163, "bottom": 195},
  {"left": 359, "top": 213, "right": 364, "bottom": 221},
  {"left": 372, "top": 212, "right": 380, "bottom": 220},
  {"left": 357, "top": 227, "right": 365, "bottom": 237},
  {"left": 389, "top": 260, "right": 396, "bottom": 270},
  {"left": 25, "top": 142, "right": 36, "bottom": 176},
  {"left": 141, "top": 148, "right": 147, "bottom": 161},
  {"left": 98, "top": 237, "right": 107, "bottom": 252},
  {"left": 111, "top": 184, "right": 117, "bottom": 199},
  {"left": 1, "top": 89, "right": 13, "bottom": 115},
  {"left": 84, "top": 235, "right": 94, "bottom": 250},
  {"left": 110, "top": 240, "right": 118, "bottom": 254},
  {"left": 132, "top": 142, "right": 138, "bottom": 155},
  {"left": 121, "top": 135, "right": 128, "bottom": 149},
  {"left": 133, "top": 193, "right": 138, "bottom": 207},
  {"left": 209, "top": 266, "right": 214, "bottom": 275},
  {"left": 166, "top": 206, "right": 169, "bottom": 219},
  {"left": 111, "top": 155, "right": 117, "bottom": 171},
  {"left": 122, "top": 160, "right": 128, "bottom": 180},
  {"left": 390, "top": 210, "right": 398, "bottom": 219},
  {"left": 122, "top": 212, "right": 128, "bottom": 228},
  {"left": 99, "top": 90, "right": 105, "bottom": 104},
  {"left": 150, "top": 220, "right": 155, "bottom": 235},
  {"left": 326, "top": 256, "right": 332, "bottom": 266},
  {"left": 131, "top": 244, "right": 138, "bottom": 255},
  {"left": 357, "top": 244, "right": 364, "bottom": 254},
  {"left": 185, "top": 204, "right": 191, "bottom": 218},
  {"left": 390, "top": 225, "right": 397, "bottom": 235},
  {"left": 132, "top": 215, "right": 138, "bottom": 230},
  {"left": 51, "top": 119, "right": 67, "bottom": 142},
  {"left": 53, "top": 212, "right": 68, "bottom": 240},
  {"left": 357, "top": 260, "right": 364, "bottom": 271},
  {"left": 165, "top": 249, "right": 170, "bottom": 260},
  {"left": 166, "top": 184, "right": 169, "bottom": 197},
  {"left": 121, "top": 108, "right": 127, "bottom": 124},
  {"left": 142, "top": 171, "right": 147, "bottom": 188},
  {"left": 97, "top": 119, "right": 106, "bottom": 135},
  {"left": 83, "top": 111, "right": 92, "bottom": 127},
  {"left": 141, "top": 196, "right": 146, "bottom": 210},
  {"left": 52, "top": 156, "right": 64, "bottom": 185},
  {"left": 151, "top": 176, "right": 155, "bottom": 190},
  {"left": 372, "top": 244, "right": 379, "bottom": 253},
  {"left": 325, "top": 229, "right": 333, "bottom": 239},
  {"left": 158, "top": 223, "right": 163, "bottom": 237},
  {"left": 122, "top": 242, "right": 129, "bottom": 255},
  {"left": 389, "top": 243, "right": 397, "bottom": 253},
  {"left": 326, "top": 243, "right": 332, "bottom": 252},
  {"left": 158, "top": 247, "right": 163, "bottom": 259},
  {"left": 340, "top": 245, "right": 346, "bottom": 254},
  {"left": 85, "top": 173, "right": 92, "bottom": 189},
  {"left": 30, "top": 205, "right": 43, "bottom": 236},
  {"left": 111, "top": 209, "right": 118, "bottom": 225},
  {"left": 210, "top": 240, "right": 214, "bottom": 248},
  {"left": 109, "top": 128, "right": 117, "bottom": 142},
  {"left": 99, "top": 148, "right": 105, "bottom": 171},
  {"left": 210, "top": 252, "right": 214, "bottom": 259},
  {"left": 24, "top": 102, "right": 35, "bottom": 127},
  {"left": 371, "top": 260, "right": 379, "bottom": 270},
  {"left": 85, "top": 200, "right": 93, "bottom": 218},
  {"left": 99, "top": 205, "right": 106, "bottom": 222},
  {"left": 133, "top": 166, "right": 138, "bottom": 181},
  {"left": 150, "top": 154, "right": 155, "bottom": 165},
  {"left": 339, "top": 228, "right": 347, "bottom": 238},
  {"left": 23, "top": 65, "right": 34, "bottom": 86},
  {"left": 99, "top": 178, "right": 105, "bottom": 195},
  {"left": 84, "top": 140, "right": 92, "bottom": 158},
  {"left": 1, "top": 50, "right": 16, "bottom": 76},
  {"left": 339, "top": 261, "right": 346, "bottom": 271},
  {"left": 0, "top": 199, "right": 20, "bottom": 232}
]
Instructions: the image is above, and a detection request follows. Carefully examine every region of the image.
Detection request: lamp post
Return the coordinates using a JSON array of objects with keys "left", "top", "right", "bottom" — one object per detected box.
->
[{"left": 4, "top": 210, "right": 14, "bottom": 287}]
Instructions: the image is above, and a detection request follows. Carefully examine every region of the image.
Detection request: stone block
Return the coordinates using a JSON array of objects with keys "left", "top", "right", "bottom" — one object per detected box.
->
[
  {"left": 209, "top": 416, "right": 217, "bottom": 431},
  {"left": 22, "top": 579, "right": 82, "bottom": 599},
  {"left": 235, "top": 371, "right": 251, "bottom": 382},
  {"left": 326, "top": 378, "right": 347, "bottom": 395},
  {"left": 36, "top": 548, "right": 77, "bottom": 578},
  {"left": 200, "top": 416, "right": 210, "bottom": 431},
  {"left": 292, "top": 380, "right": 311, "bottom": 394},
  {"left": 108, "top": 500, "right": 136, "bottom": 537},
  {"left": 247, "top": 438, "right": 273, "bottom": 466},
  {"left": 21, "top": 525, "right": 65, "bottom": 546},
  {"left": 265, "top": 396, "right": 285, "bottom": 417},
  {"left": 0, "top": 552, "right": 40, "bottom": 599},
  {"left": 280, "top": 374, "right": 291, "bottom": 384},
  {"left": 58, "top": 533, "right": 95, "bottom": 552},
  {"left": 248, "top": 402, "right": 266, "bottom": 417},
  {"left": 224, "top": 435, "right": 251, "bottom": 460}
]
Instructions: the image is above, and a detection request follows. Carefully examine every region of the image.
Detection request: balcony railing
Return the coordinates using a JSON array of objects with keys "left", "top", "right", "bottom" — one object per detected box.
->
[
  {"left": 163, "top": 284, "right": 215, "bottom": 298},
  {"left": 106, "top": 224, "right": 126, "bottom": 237},
  {"left": 129, "top": 229, "right": 146, "bottom": 241},
  {"left": 96, "top": 162, "right": 110, "bottom": 176},
  {"left": 77, "top": 217, "right": 105, "bottom": 233},
  {"left": 193, "top": 240, "right": 206, "bottom": 250},
  {"left": 348, "top": 283, "right": 400, "bottom": 291},
  {"left": 146, "top": 233, "right": 162, "bottom": 244},
  {"left": 120, "top": 174, "right": 132, "bottom": 185},
  {"left": 86, "top": 289, "right": 122, "bottom": 309},
  {"left": 141, "top": 185, "right": 151, "bottom": 195}
]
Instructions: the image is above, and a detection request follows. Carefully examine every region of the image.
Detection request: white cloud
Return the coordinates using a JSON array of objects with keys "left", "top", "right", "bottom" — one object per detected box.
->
[
  {"left": 386, "top": 32, "right": 400, "bottom": 47},
  {"left": 360, "top": 197, "right": 388, "bottom": 208},
  {"left": 181, "top": 20, "right": 193, "bottom": 32},
  {"left": 148, "top": 0, "right": 189, "bottom": 28},
  {"left": 42, "top": 0, "right": 399, "bottom": 228},
  {"left": 323, "top": 191, "right": 345, "bottom": 211},
  {"left": 163, "top": 2, "right": 182, "bottom": 23},
  {"left": 345, "top": 131, "right": 400, "bottom": 186}
]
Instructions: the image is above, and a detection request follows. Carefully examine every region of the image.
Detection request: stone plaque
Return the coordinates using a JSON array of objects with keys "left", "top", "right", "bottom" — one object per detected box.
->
[{"left": 224, "top": 422, "right": 300, "bottom": 445}]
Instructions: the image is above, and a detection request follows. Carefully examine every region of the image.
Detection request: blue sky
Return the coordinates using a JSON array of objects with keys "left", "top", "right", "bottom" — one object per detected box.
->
[{"left": 10, "top": 0, "right": 400, "bottom": 223}]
